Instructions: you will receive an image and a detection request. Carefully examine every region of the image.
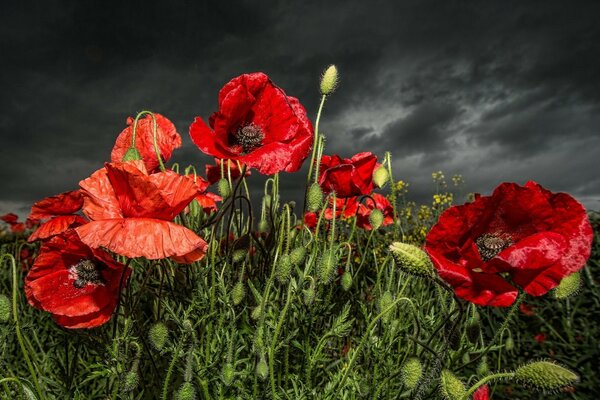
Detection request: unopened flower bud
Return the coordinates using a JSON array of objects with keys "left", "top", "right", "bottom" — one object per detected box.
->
[
  {"left": 318, "top": 249, "right": 337, "bottom": 283},
  {"left": 218, "top": 178, "right": 231, "bottom": 198},
  {"left": 505, "top": 335, "right": 515, "bottom": 351},
  {"left": 232, "top": 281, "right": 245, "bottom": 305},
  {"left": 553, "top": 272, "right": 582, "bottom": 299},
  {"left": 369, "top": 209, "right": 384, "bottom": 230},
  {"left": 389, "top": 242, "right": 435, "bottom": 278},
  {"left": 477, "top": 356, "right": 489, "bottom": 376},
  {"left": 290, "top": 246, "right": 307, "bottom": 267},
  {"left": 307, "top": 183, "right": 323, "bottom": 212},
  {"left": 256, "top": 355, "right": 269, "bottom": 380},
  {"left": 341, "top": 271, "right": 353, "bottom": 291},
  {"left": 0, "top": 294, "right": 10, "bottom": 323},
  {"left": 121, "top": 370, "right": 139, "bottom": 393},
  {"left": 462, "top": 352, "right": 470, "bottom": 364},
  {"left": 122, "top": 146, "right": 142, "bottom": 162},
  {"left": 440, "top": 369, "right": 467, "bottom": 400},
  {"left": 258, "top": 219, "right": 269, "bottom": 233},
  {"left": 320, "top": 65, "right": 339, "bottom": 95},
  {"left": 402, "top": 358, "right": 423, "bottom": 390},
  {"left": 148, "top": 322, "right": 169, "bottom": 351},
  {"left": 303, "top": 284, "right": 316, "bottom": 306},
  {"left": 251, "top": 304, "right": 263, "bottom": 320},
  {"left": 263, "top": 194, "right": 272, "bottom": 209},
  {"left": 276, "top": 254, "right": 293, "bottom": 282},
  {"left": 176, "top": 382, "right": 196, "bottom": 400},
  {"left": 378, "top": 291, "right": 393, "bottom": 312},
  {"left": 232, "top": 249, "right": 247, "bottom": 263},
  {"left": 373, "top": 166, "right": 389, "bottom": 188},
  {"left": 222, "top": 363, "right": 235, "bottom": 386},
  {"left": 514, "top": 360, "right": 579, "bottom": 391}
]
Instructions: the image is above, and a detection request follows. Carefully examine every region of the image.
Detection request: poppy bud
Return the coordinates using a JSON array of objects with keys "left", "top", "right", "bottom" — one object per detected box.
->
[
  {"left": 258, "top": 219, "right": 269, "bottom": 233},
  {"left": 231, "top": 281, "right": 245, "bottom": 305},
  {"left": 290, "top": 246, "right": 307, "bottom": 267},
  {"left": 369, "top": 209, "right": 384, "bottom": 230},
  {"left": 389, "top": 242, "right": 435, "bottom": 278},
  {"left": 401, "top": 358, "right": 423, "bottom": 390},
  {"left": 439, "top": 369, "right": 467, "bottom": 400},
  {"left": 251, "top": 304, "right": 263, "bottom": 320},
  {"left": 218, "top": 178, "right": 231, "bottom": 198},
  {"left": 303, "top": 283, "right": 316, "bottom": 305},
  {"left": 263, "top": 194, "right": 272, "bottom": 209},
  {"left": 553, "top": 271, "right": 582, "bottom": 299},
  {"left": 320, "top": 65, "right": 339, "bottom": 95},
  {"left": 0, "top": 294, "right": 10, "bottom": 323},
  {"left": 276, "top": 254, "right": 293, "bottom": 282},
  {"left": 222, "top": 363, "right": 235, "bottom": 386},
  {"left": 148, "top": 322, "right": 169, "bottom": 352},
  {"left": 122, "top": 146, "right": 143, "bottom": 162},
  {"left": 514, "top": 360, "right": 579, "bottom": 391},
  {"left": 256, "top": 355, "right": 269, "bottom": 380},
  {"left": 307, "top": 183, "right": 323, "bottom": 212},
  {"left": 176, "top": 382, "right": 196, "bottom": 400},
  {"left": 121, "top": 370, "right": 139, "bottom": 393},
  {"left": 318, "top": 249, "right": 337, "bottom": 283},
  {"left": 477, "top": 357, "right": 489, "bottom": 376},
  {"left": 232, "top": 249, "right": 247, "bottom": 263},
  {"left": 378, "top": 291, "right": 393, "bottom": 312},
  {"left": 505, "top": 335, "right": 515, "bottom": 351},
  {"left": 462, "top": 352, "right": 470, "bottom": 364},
  {"left": 341, "top": 271, "right": 353, "bottom": 291},
  {"left": 373, "top": 166, "right": 389, "bottom": 188}
]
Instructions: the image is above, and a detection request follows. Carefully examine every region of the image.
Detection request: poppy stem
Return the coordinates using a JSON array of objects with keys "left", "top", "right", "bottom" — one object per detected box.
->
[
  {"left": 463, "top": 372, "right": 515, "bottom": 400},
  {"left": 304, "top": 94, "right": 327, "bottom": 208}
]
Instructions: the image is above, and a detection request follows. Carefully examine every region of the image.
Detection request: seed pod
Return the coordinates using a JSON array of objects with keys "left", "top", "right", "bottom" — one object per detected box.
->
[
  {"left": 505, "top": 335, "right": 515, "bottom": 351},
  {"left": 373, "top": 166, "right": 390, "bottom": 188},
  {"left": 389, "top": 242, "right": 435, "bottom": 278},
  {"left": 320, "top": 65, "right": 339, "bottom": 95},
  {"left": 401, "top": 358, "right": 423, "bottom": 390},
  {"left": 553, "top": 272, "right": 582, "bottom": 299},
  {"left": 217, "top": 178, "right": 231, "bottom": 199},
  {"left": 148, "top": 322, "right": 169, "bottom": 352},
  {"left": 341, "top": 271, "right": 353, "bottom": 291},
  {"left": 256, "top": 355, "right": 269, "bottom": 380},
  {"left": 439, "top": 369, "right": 467, "bottom": 400},
  {"left": 222, "top": 363, "right": 235, "bottom": 386},
  {"left": 0, "top": 294, "right": 10, "bottom": 323},
  {"left": 477, "top": 356, "right": 489, "bottom": 376},
  {"left": 121, "top": 370, "right": 139, "bottom": 393},
  {"left": 251, "top": 304, "right": 263, "bottom": 320},
  {"left": 290, "top": 246, "right": 307, "bottom": 267},
  {"left": 369, "top": 209, "right": 384, "bottom": 230},
  {"left": 232, "top": 249, "right": 247, "bottom": 263},
  {"left": 176, "top": 382, "right": 196, "bottom": 400},
  {"left": 231, "top": 281, "right": 245, "bottom": 305},
  {"left": 122, "top": 146, "right": 142, "bottom": 162},
  {"left": 307, "top": 183, "right": 323, "bottom": 212},
  {"left": 276, "top": 254, "right": 293, "bottom": 282},
  {"left": 318, "top": 249, "right": 337, "bottom": 283},
  {"left": 514, "top": 360, "right": 579, "bottom": 391}
]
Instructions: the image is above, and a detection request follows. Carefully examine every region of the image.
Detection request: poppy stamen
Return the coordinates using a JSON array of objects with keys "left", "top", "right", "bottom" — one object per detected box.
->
[
  {"left": 233, "top": 123, "right": 264, "bottom": 154},
  {"left": 476, "top": 233, "right": 511, "bottom": 261},
  {"left": 70, "top": 259, "right": 105, "bottom": 288}
]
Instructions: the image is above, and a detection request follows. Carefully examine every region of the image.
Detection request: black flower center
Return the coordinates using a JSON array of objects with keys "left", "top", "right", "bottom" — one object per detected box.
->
[
  {"left": 71, "top": 259, "right": 105, "bottom": 288},
  {"left": 475, "top": 233, "right": 512, "bottom": 261},
  {"left": 232, "top": 124, "right": 264, "bottom": 154}
]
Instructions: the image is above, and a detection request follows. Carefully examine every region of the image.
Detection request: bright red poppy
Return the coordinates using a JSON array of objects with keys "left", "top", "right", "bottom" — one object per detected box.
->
[
  {"left": 28, "top": 190, "right": 87, "bottom": 242},
  {"left": 25, "top": 230, "right": 130, "bottom": 329},
  {"left": 473, "top": 384, "right": 490, "bottom": 400},
  {"left": 190, "top": 72, "right": 313, "bottom": 175},
  {"left": 425, "top": 181, "right": 593, "bottom": 307},
  {"left": 318, "top": 152, "right": 378, "bottom": 198},
  {"left": 111, "top": 113, "right": 182, "bottom": 172},
  {"left": 1, "top": 213, "right": 26, "bottom": 233},
  {"left": 187, "top": 175, "right": 221, "bottom": 214},
  {"left": 76, "top": 161, "right": 208, "bottom": 263},
  {"left": 205, "top": 158, "right": 250, "bottom": 185}
]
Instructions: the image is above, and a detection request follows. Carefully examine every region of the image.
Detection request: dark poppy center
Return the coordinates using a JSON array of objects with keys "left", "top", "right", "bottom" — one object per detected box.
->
[
  {"left": 71, "top": 259, "right": 105, "bottom": 288},
  {"left": 475, "top": 233, "right": 512, "bottom": 261},
  {"left": 232, "top": 124, "right": 264, "bottom": 154}
]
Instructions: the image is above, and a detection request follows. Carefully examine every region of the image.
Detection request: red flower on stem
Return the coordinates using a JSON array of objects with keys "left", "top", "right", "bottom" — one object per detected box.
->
[
  {"left": 473, "top": 384, "right": 490, "bottom": 400},
  {"left": 76, "top": 161, "right": 208, "bottom": 263},
  {"left": 25, "top": 230, "right": 130, "bottom": 329},
  {"left": 111, "top": 113, "right": 182, "bottom": 172},
  {"left": 205, "top": 158, "right": 250, "bottom": 185},
  {"left": 425, "top": 181, "right": 593, "bottom": 307},
  {"left": 28, "top": 190, "right": 87, "bottom": 242},
  {"left": 190, "top": 72, "right": 313, "bottom": 175},
  {"left": 318, "top": 152, "right": 378, "bottom": 198}
]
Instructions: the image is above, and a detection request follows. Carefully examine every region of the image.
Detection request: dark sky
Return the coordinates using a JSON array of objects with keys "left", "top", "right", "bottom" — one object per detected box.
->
[{"left": 1, "top": 0, "right": 599, "bottom": 218}]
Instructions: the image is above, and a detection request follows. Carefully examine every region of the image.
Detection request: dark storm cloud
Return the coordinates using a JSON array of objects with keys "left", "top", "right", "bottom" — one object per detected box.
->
[{"left": 1, "top": 0, "right": 599, "bottom": 217}]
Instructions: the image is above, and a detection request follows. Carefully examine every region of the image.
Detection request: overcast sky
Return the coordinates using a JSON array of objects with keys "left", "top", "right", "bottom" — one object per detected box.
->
[{"left": 1, "top": 1, "right": 599, "bottom": 219}]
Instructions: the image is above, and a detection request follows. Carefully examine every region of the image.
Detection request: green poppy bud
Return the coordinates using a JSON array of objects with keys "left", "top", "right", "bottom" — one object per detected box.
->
[
  {"left": 218, "top": 178, "right": 231, "bottom": 199},
  {"left": 439, "top": 369, "right": 467, "bottom": 400},
  {"left": 318, "top": 249, "right": 337, "bottom": 283},
  {"left": 373, "top": 166, "right": 390, "bottom": 188},
  {"left": 307, "top": 183, "right": 323, "bottom": 212},
  {"left": 0, "top": 294, "right": 10, "bottom": 323},
  {"left": 176, "top": 382, "right": 196, "bottom": 400},
  {"left": 514, "top": 360, "right": 579, "bottom": 391},
  {"left": 401, "top": 358, "right": 423, "bottom": 390},
  {"left": 148, "top": 322, "right": 169, "bottom": 352},
  {"left": 505, "top": 335, "right": 515, "bottom": 351},
  {"left": 341, "top": 271, "right": 353, "bottom": 291},
  {"left": 258, "top": 219, "right": 269, "bottom": 233},
  {"left": 290, "top": 246, "right": 307, "bottom": 267},
  {"left": 121, "top": 370, "right": 139, "bottom": 393},
  {"left": 477, "top": 356, "right": 489, "bottom": 376},
  {"left": 231, "top": 281, "right": 245, "bottom": 305},
  {"left": 232, "top": 249, "right": 247, "bottom": 263},
  {"left": 369, "top": 209, "right": 384, "bottom": 230},
  {"left": 276, "top": 254, "right": 293, "bottom": 283},
  {"left": 122, "top": 146, "right": 142, "bottom": 162},
  {"left": 553, "top": 272, "right": 582, "bottom": 299},
  {"left": 320, "top": 65, "right": 339, "bottom": 95},
  {"left": 222, "top": 363, "right": 235, "bottom": 386},
  {"left": 303, "top": 284, "right": 316, "bottom": 306},
  {"left": 251, "top": 304, "right": 263, "bottom": 320},
  {"left": 256, "top": 355, "right": 269, "bottom": 380},
  {"left": 389, "top": 242, "right": 435, "bottom": 278}
]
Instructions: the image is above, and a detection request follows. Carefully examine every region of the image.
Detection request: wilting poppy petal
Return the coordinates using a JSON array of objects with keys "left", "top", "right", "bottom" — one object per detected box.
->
[
  {"left": 28, "top": 215, "right": 87, "bottom": 242},
  {"left": 29, "top": 190, "right": 83, "bottom": 219}
]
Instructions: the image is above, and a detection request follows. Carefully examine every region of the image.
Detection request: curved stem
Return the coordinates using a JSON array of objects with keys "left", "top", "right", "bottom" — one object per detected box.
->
[
  {"left": 463, "top": 372, "right": 515, "bottom": 399},
  {"left": 304, "top": 94, "right": 327, "bottom": 209}
]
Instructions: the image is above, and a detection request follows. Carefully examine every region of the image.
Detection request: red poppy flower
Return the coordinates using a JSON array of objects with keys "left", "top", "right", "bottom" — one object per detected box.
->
[
  {"left": 1, "top": 213, "right": 26, "bottom": 233},
  {"left": 25, "top": 230, "right": 130, "bottom": 329},
  {"left": 424, "top": 181, "right": 593, "bottom": 307},
  {"left": 519, "top": 303, "right": 536, "bottom": 316},
  {"left": 76, "top": 161, "right": 208, "bottom": 262},
  {"left": 190, "top": 72, "right": 313, "bottom": 175},
  {"left": 304, "top": 212, "right": 318, "bottom": 230},
  {"left": 186, "top": 175, "right": 222, "bottom": 214},
  {"left": 534, "top": 333, "right": 546, "bottom": 344},
  {"left": 473, "top": 384, "right": 490, "bottom": 400},
  {"left": 28, "top": 190, "right": 87, "bottom": 242},
  {"left": 205, "top": 158, "right": 251, "bottom": 185},
  {"left": 111, "top": 113, "right": 182, "bottom": 172},
  {"left": 318, "top": 152, "right": 378, "bottom": 198}
]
